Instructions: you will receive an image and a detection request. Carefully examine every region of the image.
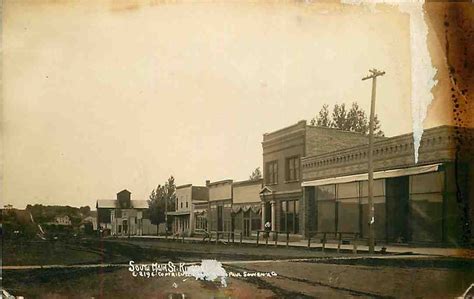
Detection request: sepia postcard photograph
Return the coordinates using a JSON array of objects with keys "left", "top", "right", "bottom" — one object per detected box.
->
[{"left": 1, "top": 0, "right": 473, "bottom": 298}]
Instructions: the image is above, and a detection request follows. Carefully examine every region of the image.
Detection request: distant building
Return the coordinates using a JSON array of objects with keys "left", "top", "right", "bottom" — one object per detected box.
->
[
  {"left": 207, "top": 179, "right": 233, "bottom": 232},
  {"left": 261, "top": 120, "right": 371, "bottom": 236},
  {"left": 232, "top": 179, "right": 263, "bottom": 237},
  {"left": 169, "top": 184, "right": 209, "bottom": 236},
  {"left": 96, "top": 189, "right": 154, "bottom": 236},
  {"left": 81, "top": 215, "right": 98, "bottom": 231},
  {"left": 55, "top": 215, "right": 72, "bottom": 226}
]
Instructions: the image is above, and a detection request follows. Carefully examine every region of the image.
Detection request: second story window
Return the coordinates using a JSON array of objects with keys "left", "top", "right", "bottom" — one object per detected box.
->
[
  {"left": 186, "top": 202, "right": 188, "bottom": 208},
  {"left": 286, "top": 156, "right": 300, "bottom": 182},
  {"left": 266, "top": 161, "right": 278, "bottom": 185},
  {"left": 181, "top": 202, "right": 183, "bottom": 209}
]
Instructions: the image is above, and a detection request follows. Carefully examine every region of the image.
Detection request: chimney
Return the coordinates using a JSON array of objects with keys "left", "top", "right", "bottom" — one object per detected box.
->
[{"left": 205, "top": 180, "right": 210, "bottom": 186}]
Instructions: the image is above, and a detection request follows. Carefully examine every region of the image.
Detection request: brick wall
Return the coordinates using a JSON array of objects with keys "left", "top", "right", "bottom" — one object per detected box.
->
[{"left": 305, "top": 126, "right": 371, "bottom": 157}]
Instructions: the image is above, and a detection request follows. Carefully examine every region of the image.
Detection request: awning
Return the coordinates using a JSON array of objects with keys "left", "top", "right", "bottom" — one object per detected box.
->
[
  {"left": 302, "top": 163, "right": 442, "bottom": 187},
  {"left": 167, "top": 211, "right": 190, "bottom": 216},
  {"left": 194, "top": 209, "right": 207, "bottom": 215}
]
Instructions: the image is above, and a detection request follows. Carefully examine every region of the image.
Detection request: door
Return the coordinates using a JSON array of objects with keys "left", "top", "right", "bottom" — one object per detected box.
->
[
  {"left": 217, "top": 206, "right": 223, "bottom": 231},
  {"left": 386, "top": 176, "right": 410, "bottom": 242},
  {"left": 122, "top": 220, "right": 128, "bottom": 235},
  {"left": 243, "top": 219, "right": 250, "bottom": 237},
  {"left": 264, "top": 202, "right": 271, "bottom": 223}
]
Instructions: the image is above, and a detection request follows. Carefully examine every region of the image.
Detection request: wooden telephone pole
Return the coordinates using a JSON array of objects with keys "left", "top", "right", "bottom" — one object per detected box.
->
[{"left": 362, "top": 68, "right": 385, "bottom": 253}]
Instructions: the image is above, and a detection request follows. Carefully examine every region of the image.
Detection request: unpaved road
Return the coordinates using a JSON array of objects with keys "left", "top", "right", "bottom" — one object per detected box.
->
[{"left": 2, "top": 238, "right": 473, "bottom": 298}]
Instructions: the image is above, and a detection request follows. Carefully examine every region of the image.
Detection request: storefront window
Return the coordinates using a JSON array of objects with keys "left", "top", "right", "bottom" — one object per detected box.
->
[
  {"left": 318, "top": 200, "right": 336, "bottom": 232},
  {"left": 409, "top": 172, "right": 444, "bottom": 243},
  {"left": 251, "top": 210, "right": 261, "bottom": 231},
  {"left": 233, "top": 212, "right": 242, "bottom": 231},
  {"left": 316, "top": 185, "right": 336, "bottom": 200},
  {"left": 337, "top": 182, "right": 359, "bottom": 233},
  {"left": 360, "top": 196, "right": 386, "bottom": 239},
  {"left": 279, "top": 200, "right": 299, "bottom": 234},
  {"left": 361, "top": 179, "right": 385, "bottom": 197}
]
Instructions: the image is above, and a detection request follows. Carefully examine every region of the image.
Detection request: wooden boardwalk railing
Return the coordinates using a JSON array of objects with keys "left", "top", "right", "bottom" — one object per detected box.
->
[{"left": 307, "top": 231, "right": 359, "bottom": 253}]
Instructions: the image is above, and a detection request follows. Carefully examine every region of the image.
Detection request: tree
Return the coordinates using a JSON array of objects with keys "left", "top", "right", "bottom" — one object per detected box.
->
[
  {"left": 312, "top": 102, "right": 384, "bottom": 136},
  {"left": 346, "top": 102, "right": 368, "bottom": 134},
  {"left": 79, "top": 206, "right": 91, "bottom": 216},
  {"left": 249, "top": 167, "right": 262, "bottom": 181},
  {"left": 331, "top": 103, "right": 349, "bottom": 130},
  {"left": 147, "top": 176, "right": 177, "bottom": 226},
  {"left": 373, "top": 115, "right": 384, "bottom": 137},
  {"left": 310, "top": 104, "right": 331, "bottom": 127}
]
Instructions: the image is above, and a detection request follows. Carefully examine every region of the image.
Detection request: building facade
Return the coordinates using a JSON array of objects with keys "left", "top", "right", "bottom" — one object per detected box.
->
[
  {"left": 169, "top": 184, "right": 208, "bottom": 236},
  {"left": 232, "top": 179, "right": 263, "bottom": 237},
  {"left": 261, "top": 120, "right": 372, "bottom": 236},
  {"left": 300, "top": 126, "right": 474, "bottom": 245},
  {"left": 207, "top": 179, "right": 233, "bottom": 232},
  {"left": 96, "top": 189, "right": 151, "bottom": 236}
]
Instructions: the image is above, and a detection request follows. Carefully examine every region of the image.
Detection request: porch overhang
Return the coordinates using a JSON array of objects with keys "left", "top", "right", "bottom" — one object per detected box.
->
[
  {"left": 302, "top": 163, "right": 442, "bottom": 187},
  {"left": 167, "top": 211, "right": 191, "bottom": 216}
]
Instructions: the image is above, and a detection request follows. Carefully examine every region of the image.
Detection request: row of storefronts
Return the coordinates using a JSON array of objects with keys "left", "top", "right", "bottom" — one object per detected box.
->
[{"left": 168, "top": 121, "right": 473, "bottom": 246}]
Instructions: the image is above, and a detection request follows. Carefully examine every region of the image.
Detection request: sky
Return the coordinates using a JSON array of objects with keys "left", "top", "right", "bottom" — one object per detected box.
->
[{"left": 3, "top": 1, "right": 421, "bottom": 209}]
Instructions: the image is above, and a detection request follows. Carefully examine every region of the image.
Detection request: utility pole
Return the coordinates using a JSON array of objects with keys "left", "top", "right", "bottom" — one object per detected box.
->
[
  {"left": 362, "top": 68, "right": 385, "bottom": 254},
  {"left": 165, "top": 194, "right": 168, "bottom": 235}
]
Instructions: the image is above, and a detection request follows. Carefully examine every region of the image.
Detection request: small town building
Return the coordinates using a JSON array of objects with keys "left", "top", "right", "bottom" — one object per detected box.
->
[
  {"left": 300, "top": 126, "right": 474, "bottom": 246},
  {"left": 207, "top": 179, "right": 233, "bottom": 232},
  {"left": 169, "top": 184, "right": 208, "bottom": 236},
  {"left": 80, "top": 214, "right": 98, "bottom": 231},
  {"left": 261, "top": 120, "right": 372, "bottom": 236},
  {"left": 55, "top": 215, "right": 72, "bottom": 226},
  {"left": 96, "top": 189, "right": 153, "bottom": 236},
  {"left": 232, "top": 179, "right": 263, "bottom": 237}
]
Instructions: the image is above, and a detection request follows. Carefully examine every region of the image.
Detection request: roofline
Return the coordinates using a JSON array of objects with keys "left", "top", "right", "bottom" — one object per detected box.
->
[
  {"left": 301, "top": 125, "right": 471, "bottom": 161},
  {"left": 176, "top": 184, "right": 193, "bottom": 189},
  {"left": 306, "top": 125, "right": 380, "bottom": 137},
  {"left": 206, "top": 179, "right": 233, "bottom": 186},
  {"left": 233, "top": 179, "right": 263, "bottom": 187},
  {"left": 263, "top": 120, "right": 306, "bottom": 137},
  {"left": 117, "top": 189, "right": 131, "bottom": 194}
]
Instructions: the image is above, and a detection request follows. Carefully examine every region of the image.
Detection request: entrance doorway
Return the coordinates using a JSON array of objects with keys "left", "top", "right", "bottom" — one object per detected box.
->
[
  {"left": 386, "top": 176, "right": 410, "bottom": 243},
  {"left": 122, "top": 220, "right": 128, "bottom": 235},
  {"left": 217, "top": 206, "right": 223, "bottom": 231},
  {"left": 264, "top": 202, "right": 271, "bottom": 223}
]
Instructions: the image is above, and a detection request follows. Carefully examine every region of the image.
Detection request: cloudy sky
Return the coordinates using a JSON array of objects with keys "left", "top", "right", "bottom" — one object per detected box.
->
[{"left": 3, "top": 1, "right": 422, "bottom": 208}]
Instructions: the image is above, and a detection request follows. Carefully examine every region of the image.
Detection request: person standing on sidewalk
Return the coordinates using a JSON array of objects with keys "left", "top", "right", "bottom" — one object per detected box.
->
[{"left": 264, "top": 221, "right": 271, "bottom": 240}]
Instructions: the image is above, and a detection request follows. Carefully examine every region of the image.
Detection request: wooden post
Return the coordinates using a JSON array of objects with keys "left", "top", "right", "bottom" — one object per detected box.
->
[
  {"left": 256, "top": 231, "right": 260, "bottom": 246},
  {"left": 240, "top": 232, "right": 243, "bottom": 245},
  {"left": 322, "top": 233, "right": 326, "bottom": 252},
  {"left": 216, "top": 232, "right": 219, "bottom": 244},
  {"left": 307, "top": 235, "right": 311, "bottom": 249},
  {"left": 353, "top": 233, "right": 358, "bottom": 254},
  {"left": 337, "top": 233, "right": 342, "bottom": 253},
  {"left": 274, "top": 231, "right": 278, "bottom": 246},
  {"left": 362, "top": 68, "right": 385, "bottom": 254},
  {"left": 265, "top": 232, "right": 268, "bottom": 246},
  {"left": 286, "top": 232, "right": 289, "bottom": 247}
]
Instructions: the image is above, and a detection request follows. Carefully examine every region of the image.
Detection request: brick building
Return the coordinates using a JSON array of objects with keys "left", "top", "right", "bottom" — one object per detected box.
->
[
  {"left": 301, "top": 126, "right": 474, "bottom": 245},
  {"left": 261, "top": 120, "right": 372, "bottom": 236}
]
